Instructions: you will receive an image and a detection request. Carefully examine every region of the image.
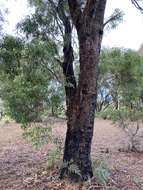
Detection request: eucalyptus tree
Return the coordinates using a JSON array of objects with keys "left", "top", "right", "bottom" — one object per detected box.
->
[
  {"left": 62, "top": 0, "right": 143, "bottom": 180},
  {"left": 18, "top": 0, "right": 142, "bottom": 180}
]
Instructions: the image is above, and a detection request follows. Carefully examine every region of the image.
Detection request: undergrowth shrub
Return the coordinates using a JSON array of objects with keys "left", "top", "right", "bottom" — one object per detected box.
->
[
  {"left": 100, "top": 105, "right": 143, "bottom": 152},
  {"left": 97, "top": 106, "right": 129, "bottom": 123},
  {"left": 60, "top": 160, "right": 81, "bottom": 179},
  {"left": 96, "top": 107, "right": 113, "bottom": 120},
  {"left": 23, "top": 123, "right": 52, "bottom": 148},
  {"left": 23, "top": 122, "right": 64, "bottom": 169},
  {"left": 113, "top": 107, "right": 143, "bottom": 152},
  {"left": 0, "top": 115, "right": 12, "bottom": 124},
  {"left": 47, "top": 137, "right": 63, "bottom": 169},
  {"left": 92, "top": 159, "right": 110, "bottom": 186}
]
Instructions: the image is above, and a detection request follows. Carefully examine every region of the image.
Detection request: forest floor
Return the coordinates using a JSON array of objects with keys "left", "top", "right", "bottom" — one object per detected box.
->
[{"left": 0, "top": 118, "right": 143, "bottom": 190}]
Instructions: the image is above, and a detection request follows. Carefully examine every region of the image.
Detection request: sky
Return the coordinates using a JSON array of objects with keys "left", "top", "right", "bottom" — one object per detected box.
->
[
  {"left": 1, "top": 0, "right": 143, "bottom": 50},
  {"left": 104, "top": 0, "right": 143, "bottom": 50}
]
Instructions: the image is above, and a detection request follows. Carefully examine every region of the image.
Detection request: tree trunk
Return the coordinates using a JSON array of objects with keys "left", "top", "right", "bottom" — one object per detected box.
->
[
  {"left": 61, "top": 0, "right": 107, "bottom": 181},
  {"left": 62, "top": 34, "right": 102, "bottom": 180}
]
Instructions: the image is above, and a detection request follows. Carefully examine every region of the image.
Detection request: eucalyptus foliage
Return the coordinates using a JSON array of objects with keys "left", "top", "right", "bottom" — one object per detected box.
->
[
  {"left": 97, "top": 48, "right": 143, "bottom": 112},
  {"left": 0, "top": 35, "right": 64, "bottom": 124}
]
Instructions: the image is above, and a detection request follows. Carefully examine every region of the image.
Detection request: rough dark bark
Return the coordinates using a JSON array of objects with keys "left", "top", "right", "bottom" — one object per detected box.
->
[
  {"left": 47, "top": 2, "right": 78, "bottom": 178},
  {"left": 60, "top": 0, "right": 107, "bottom": 180},
  {"left": 56, "top": 0, "right": 77, "bottom": 106},
  {"left": 54, "top": 1, "right": 81, "bottom": 179}
]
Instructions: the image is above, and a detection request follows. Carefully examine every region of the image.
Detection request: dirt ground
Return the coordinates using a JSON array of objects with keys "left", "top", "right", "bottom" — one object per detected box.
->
[{"left": 0, "top": 118, "right": 143, "bottom": 190}]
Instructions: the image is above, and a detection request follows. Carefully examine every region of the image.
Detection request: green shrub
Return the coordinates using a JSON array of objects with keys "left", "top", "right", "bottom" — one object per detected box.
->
[
  {"left": 23, "top": 123, "right": 52, "bottom": 148},
  {"left": 97, "top": 106, "right": 116, "bottom": 120},
  {"left": 60, "top": 160, "right": 81, "bottom": 179},
  {"left": 1, "top": 69, "right": 49, "bottom": 125},
  {"left": 23, "top": 122, "right": 64, "bottom": 169},
  {"left": 97, "top": 106, "right": 129, "bottom": 124},
  {"left": 92, "top": 159, "right": 110, "bottom": 186},
  {"left": 47, "top": 146, "right": 62, "bottom": 169},
  {"left": 47, "top": 136, "right": 63, "bottom": 169}
]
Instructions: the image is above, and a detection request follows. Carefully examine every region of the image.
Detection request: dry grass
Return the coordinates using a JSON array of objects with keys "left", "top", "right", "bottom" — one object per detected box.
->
[{"left": 0, "top": 118, "right": 143, "bottom": 189}]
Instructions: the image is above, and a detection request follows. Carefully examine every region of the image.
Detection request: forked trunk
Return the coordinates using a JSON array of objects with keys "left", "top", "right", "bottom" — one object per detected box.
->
[{"left": 61, "top": 0, "right": 107, "bottom": 181}]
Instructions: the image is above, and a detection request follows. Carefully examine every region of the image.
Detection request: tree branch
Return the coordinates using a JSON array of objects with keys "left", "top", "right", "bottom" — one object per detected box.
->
[
  {"left": 49, "top": 0, "right": 77, "bottom": 98},
  {"left": 104, "top": 9, "right": 124, "bottom": 27},
  {"left": 48, "top": 0, "right": 64, "bottom": 36},
  {"left": 131, "top": 0, "right": 143, "bottom": 13},
  {"left": 68, "top": 0, "right": 82, "bottom": 28},
  {"left": 41, "top": 59, "right": 62, "bottom": 83}
]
